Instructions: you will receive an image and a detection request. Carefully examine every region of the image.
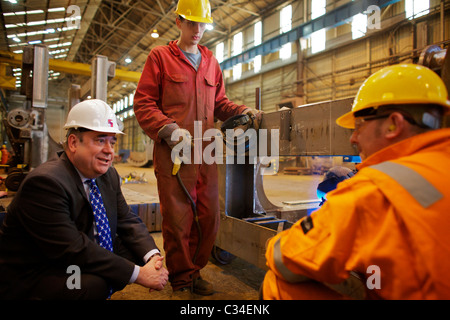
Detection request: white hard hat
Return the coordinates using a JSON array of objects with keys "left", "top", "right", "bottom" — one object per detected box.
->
[{"left": 64, "top": 99, "right": 124, "bottom": 134}]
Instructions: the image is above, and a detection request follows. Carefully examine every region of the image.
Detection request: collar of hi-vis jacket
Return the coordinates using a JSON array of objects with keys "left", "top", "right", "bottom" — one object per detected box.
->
[{"left": 356, "top": 128, "right": 450, "bottom": 171}]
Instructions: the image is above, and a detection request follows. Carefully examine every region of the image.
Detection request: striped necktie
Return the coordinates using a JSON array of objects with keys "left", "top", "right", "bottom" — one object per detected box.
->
[{"left": 85, "top": 179, "right": 113, "bottom": 252}]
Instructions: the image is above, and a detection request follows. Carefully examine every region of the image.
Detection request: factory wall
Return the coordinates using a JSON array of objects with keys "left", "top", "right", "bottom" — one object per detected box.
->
[
  {"left": 221, "top": 0, "right": 449, "bottom": 112},
  {"left": 117, "top": 0, "right": 450, "bottom": 153}
]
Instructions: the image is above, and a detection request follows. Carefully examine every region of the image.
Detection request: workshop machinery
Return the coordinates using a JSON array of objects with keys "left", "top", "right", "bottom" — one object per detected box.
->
[
  {"left": 0, "top": 46, "right": 118, "bottom": 191},
  {"left": 1, "top": 45, "right": 61, "bottom": 191},
  {"left": 213, "top": 97, "right": 357, "bottom": 269}
]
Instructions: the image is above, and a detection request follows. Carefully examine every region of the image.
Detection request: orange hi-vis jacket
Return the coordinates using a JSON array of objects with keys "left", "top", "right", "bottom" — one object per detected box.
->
[{"left": 264, "top": 128, "right": 450, "bottom": 299}]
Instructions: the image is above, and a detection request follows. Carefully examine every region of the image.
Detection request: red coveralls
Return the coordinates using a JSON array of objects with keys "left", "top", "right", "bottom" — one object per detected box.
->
[
  {"left": 134, "top": 40, "right": 248, "bottom": 290},
  {"left": 263, "top": 128, "right": 450, "bottom": 299}
]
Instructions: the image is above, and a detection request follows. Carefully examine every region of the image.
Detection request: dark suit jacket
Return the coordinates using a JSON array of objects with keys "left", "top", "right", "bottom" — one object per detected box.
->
[{"left": 0, "top": 151, "right": 158, "bottom": 297}]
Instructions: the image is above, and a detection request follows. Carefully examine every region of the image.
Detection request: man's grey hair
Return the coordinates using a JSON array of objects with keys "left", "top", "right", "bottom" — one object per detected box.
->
[{"left": 63, "top": 127, "right": 89, "bottom": 149}]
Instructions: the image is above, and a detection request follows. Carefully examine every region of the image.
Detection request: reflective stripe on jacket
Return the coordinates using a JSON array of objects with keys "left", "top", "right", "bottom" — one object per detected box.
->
[{"left": 265, "top": 128, "right": 450, "bottom": 299}]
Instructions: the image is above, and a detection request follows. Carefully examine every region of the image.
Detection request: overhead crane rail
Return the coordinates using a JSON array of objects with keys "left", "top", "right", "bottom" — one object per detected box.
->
[{"left": 0, "top": 50, "right": 141, "bottom": 83}]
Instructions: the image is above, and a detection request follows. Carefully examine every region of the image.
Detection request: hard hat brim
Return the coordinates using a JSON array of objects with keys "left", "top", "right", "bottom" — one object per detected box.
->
[
  {"left": 336, "top": 100, "right": 450, "bottom": 129},
  {"left": 335, "top": 111, "right": 356, "bottom": 129},
  {"left": 64, "top": 124, "right": 124, "bottom": 135},
  {"left": 177, "top": 13, "right": 213, "bottom": 24}
]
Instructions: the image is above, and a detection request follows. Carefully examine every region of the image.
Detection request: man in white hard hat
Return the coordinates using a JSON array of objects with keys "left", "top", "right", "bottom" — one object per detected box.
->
[
  {"left": 134, "top": 0, "right": 260, "bottom": 298},
  {"left": 0, "top": 99, "right": 168, "bottom": 300}
]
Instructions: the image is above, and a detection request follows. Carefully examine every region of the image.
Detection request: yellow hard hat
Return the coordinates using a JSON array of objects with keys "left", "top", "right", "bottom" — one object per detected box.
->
[
  {"left": 175, "top": 0, "right": 213, "bottom": 24},
  {"left": 336, "top": 64, "right": 450, "bottom": 129}
]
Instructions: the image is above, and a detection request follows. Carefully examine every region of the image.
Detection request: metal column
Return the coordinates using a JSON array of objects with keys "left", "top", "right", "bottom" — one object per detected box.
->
[
  {"left": 18, "top": 44, "right": 50, "bottom": 170},
  {"left": 91, "top": 55, "right": 115, "bottom": 102}
]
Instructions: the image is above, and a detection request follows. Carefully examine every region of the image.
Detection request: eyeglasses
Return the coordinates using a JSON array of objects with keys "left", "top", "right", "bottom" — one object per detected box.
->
[
  {"left": 353, "top": 114, "right": 390, "bottom": 132},
  {"left": 184, "top": 20, "right": 207, "bottom": 29}
]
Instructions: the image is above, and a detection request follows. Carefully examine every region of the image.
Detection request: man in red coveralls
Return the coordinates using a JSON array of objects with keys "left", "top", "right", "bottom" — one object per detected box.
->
[{"left": 133, "top": 0, "right": 259, "bottom": 298}]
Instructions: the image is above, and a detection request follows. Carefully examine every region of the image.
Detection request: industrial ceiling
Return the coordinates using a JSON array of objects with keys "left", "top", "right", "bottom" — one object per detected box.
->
[{"left": 0, "top": 0, "right": 290, "bottom": 107}]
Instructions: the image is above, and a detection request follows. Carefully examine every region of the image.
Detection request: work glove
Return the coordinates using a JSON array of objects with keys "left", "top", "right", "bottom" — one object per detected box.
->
[
  {"left": 158, "top": 123, "right": 191, "bottom": 149},
  {"left": 244, "top": 108, "right": 263, "bottom": 131},
  {"left": 158, "top": 123, "right": 192, "bottom": 166}
]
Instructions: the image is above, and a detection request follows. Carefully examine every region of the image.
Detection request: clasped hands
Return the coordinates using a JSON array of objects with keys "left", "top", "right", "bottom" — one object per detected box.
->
[{"left": 135, "top": 254, "right": 169, "bottom": 292}]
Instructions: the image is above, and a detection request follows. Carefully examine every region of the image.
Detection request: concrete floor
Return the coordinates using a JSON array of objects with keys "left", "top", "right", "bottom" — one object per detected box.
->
[
  {"left": 110, "top": 232, "right": 267, "bottom": 300},
  {"left": 110, "top": 162, "right": 325, "bottom": 300}
]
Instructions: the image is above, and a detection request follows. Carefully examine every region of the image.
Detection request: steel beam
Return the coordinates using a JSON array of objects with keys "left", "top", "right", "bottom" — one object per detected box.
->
[
  {"left": 214, "top": 215, "right": 278, "bottom": 270},
  {"left": 0, "top": 50, "right": 141, "bottom": 82}
]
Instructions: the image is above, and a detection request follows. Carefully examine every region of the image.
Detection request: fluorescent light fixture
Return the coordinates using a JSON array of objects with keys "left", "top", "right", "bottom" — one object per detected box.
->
[
  {"left": 125, "top": 58, "right": 132, "bottom": 63},
  {"left": 48, "top": 7, "right": 66, "bottom": 12},
  {"left": 56, "top": 26, "right": 78, "bottom": 32},
  {"left": 3, "top": 10, "right": 43, "bottom": 16},
  {"left": 27, "top": 20, "right": 46, "bottom": 26},
  {"left": 49, "top": 48, "right": 69, "bottom": 55},
  {"left": 7, "top": 29, "right": 64, "bottom": 41},
  {"left": 27, "top": 10, "right": 44, "bottom": 14},
  {"left": 44, "top": 37, "right": 61, "bottom": 42},
  {"left": 6, "top": 17, "right": 80, "bottom": 29},
  {"left": 48, "top": 42, "right": 72, "bottom": 48},
  {"left": 9, "top": 43, "right": 28, "bottom": 47},
  {"left": 28, "top": 40, "right": 42, "bottom": 44}
]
